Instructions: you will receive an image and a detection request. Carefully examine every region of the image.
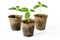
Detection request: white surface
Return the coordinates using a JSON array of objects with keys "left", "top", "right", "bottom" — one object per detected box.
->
[{"left": 0, "top": 0, "right": 60, "bottom": 40}]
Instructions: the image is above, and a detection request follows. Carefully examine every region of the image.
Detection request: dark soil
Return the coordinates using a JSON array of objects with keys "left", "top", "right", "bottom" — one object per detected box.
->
[
  {"left": 34, "top": 14, "right": 42, "bottom": 17},
  {"left": 22, "top": 19, "right": 34, "bottom": 24},
  {"left": 8, "top": 15, "right": 22, "bottom": 18},
  {"left": 34, "top": 14, "right": 47, "bottom": 18},
  {"left": 8, "top": 15, "right": 15, "bottom": 18}
]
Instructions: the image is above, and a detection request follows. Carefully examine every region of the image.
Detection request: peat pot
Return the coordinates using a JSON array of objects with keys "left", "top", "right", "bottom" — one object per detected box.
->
[
  {"left": 34, "top": 14, "right": 48, "bottom": 30},
  {"left": 8, "top": 15, "right": 22, "bottom": 31},
  {"left": 22, "top": 19, "right": 35, "bottom": 37}
]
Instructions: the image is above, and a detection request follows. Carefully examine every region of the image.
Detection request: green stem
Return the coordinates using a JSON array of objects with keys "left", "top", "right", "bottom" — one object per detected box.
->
[
  {"left": 15, "top": 7, "right": 18, "bottom": 18},
  {"left": 40, "top": 7, "right": 41, "bottom": 14},
  {"left": 39, "top": 7, "right": 41, "bottom": 16},
  {"left": 16, "top": 8, "right": 17, "bottom": 15},
  {"left": 28, "top": 18, "right": 30, "bottom": 22}
]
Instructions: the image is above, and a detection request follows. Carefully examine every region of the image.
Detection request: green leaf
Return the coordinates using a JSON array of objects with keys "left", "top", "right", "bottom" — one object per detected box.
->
[
  {"left": 38, "top": 1, "right": 41, "bottom": 5},
  {"left": 18, "top": 9, "right": 22, "bottom": 12},
  {"left": 33, "top": 5, "right": 40, "bottom": 9},
  {"left": 25, "top": 12, "right": 30, "bottom": 20},
  {"left": 16, "top": 6, "right": 20, "bottom": 8},
  {"left": 30, "top": 9, "right": 35, "bottom": 12},
  {"left": 18, "top": 9, "right": 21, "bottom": 11},
  {"left": 9, "top": 7, "right": 16, "bottom": 10},
  {"left": 21, "top": 7, "right": 29, "bottom": 12},
  {"left": 41, "top": 4, "right": 48, "bottom": 8}
]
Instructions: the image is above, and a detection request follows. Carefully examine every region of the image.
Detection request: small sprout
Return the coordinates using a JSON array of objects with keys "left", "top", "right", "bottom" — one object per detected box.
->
[
  {"left": 33, "top": 1, "right": 48, "bottom": 9},
  {"left": 9, "top": 6, "right": 20, "bottom": 10},
  {"left": 8, "top": 6, "right": 21, "bottom": 18},
  {"left": 33, "top": 1, "right": 48, "bottom": 16}
]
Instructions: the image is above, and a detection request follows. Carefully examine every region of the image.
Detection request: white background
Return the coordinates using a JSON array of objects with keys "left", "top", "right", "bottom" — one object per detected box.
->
[{"left": 0, "top": 0, "right": 60, "bottom": 40}]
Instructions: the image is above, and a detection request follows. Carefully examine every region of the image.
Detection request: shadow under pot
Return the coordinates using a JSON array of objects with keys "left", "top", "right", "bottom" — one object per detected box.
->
[
  {"left": 8, "top": 15, "right": 22, "bottom": 31},
  {"left": 22, "top": 19, "right": 35, "bottom": 37},
  {"left": 34, "top": 14, "right": 48, "bottom": 30}
]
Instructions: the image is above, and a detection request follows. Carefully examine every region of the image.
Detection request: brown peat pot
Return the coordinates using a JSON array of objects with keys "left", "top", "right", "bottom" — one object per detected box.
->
[
  {"left": 8, "top": 15, "right": 22, "bottom": 31},
  {"left": 22, "top": 19, "right": 35, "bottom": 37},
  {"left": 34, "top": 14, "right": 48, "bottom": 30}
]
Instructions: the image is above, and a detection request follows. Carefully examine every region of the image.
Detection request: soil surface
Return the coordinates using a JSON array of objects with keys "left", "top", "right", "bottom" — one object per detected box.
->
[
  {"left": 34, "top": 14, "right": 48, "bottom": 18},
  {"left": 8, "top": 15, "right": 22, "bottom": 18},
  {"left": 22, "top": 19, "right": 34, "bottom": 24}
]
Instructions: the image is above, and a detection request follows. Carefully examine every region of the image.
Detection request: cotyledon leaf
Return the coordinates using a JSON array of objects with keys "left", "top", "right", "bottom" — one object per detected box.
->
[
  {"left": 21, "top": 7, "right": 29, "bottom": 12},
  {"left": 9, "top": 7, "right": 16, "bottom": 10},
  {"left": 33, "top": 5, "right": 40, "bottom": 9},
  {"left": 25, "top": 12, "right": 30, "bottom": 20},
  {"left": 30, "top": 9, "right": 35, "bottom": 12},
  {"left": 41, "top": 4, "right": 48, "bottom": 8},
  {"left": 38, "top": 1, "right": 41, "bottom": 5}
]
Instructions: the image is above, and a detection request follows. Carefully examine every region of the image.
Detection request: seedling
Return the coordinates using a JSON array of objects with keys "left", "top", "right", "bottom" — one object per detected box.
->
[
  {"left": 8, "top": 6, "right": 20, "bottom": 18},
  {"left": 33, "top": 1, "right": 48, "bottom": 13},
  {"left": 19, "top": 7, "right": 35, "bottom": 22}
]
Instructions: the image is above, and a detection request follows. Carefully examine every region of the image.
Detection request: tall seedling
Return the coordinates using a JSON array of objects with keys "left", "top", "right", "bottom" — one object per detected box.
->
[{"left": 19, "top": 7, "right": 35, "bottom": 22}]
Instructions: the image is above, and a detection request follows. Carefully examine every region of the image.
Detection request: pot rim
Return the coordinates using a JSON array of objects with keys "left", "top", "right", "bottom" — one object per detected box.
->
[
  {"left": 22, "top": 19, "right": 35, "bottom": 24},
  {"left": 8, "top": 14, "right": 22, "bottom": 18},
  {"left": 34, "top": 14, "right": 48, "bottom": 17}
]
